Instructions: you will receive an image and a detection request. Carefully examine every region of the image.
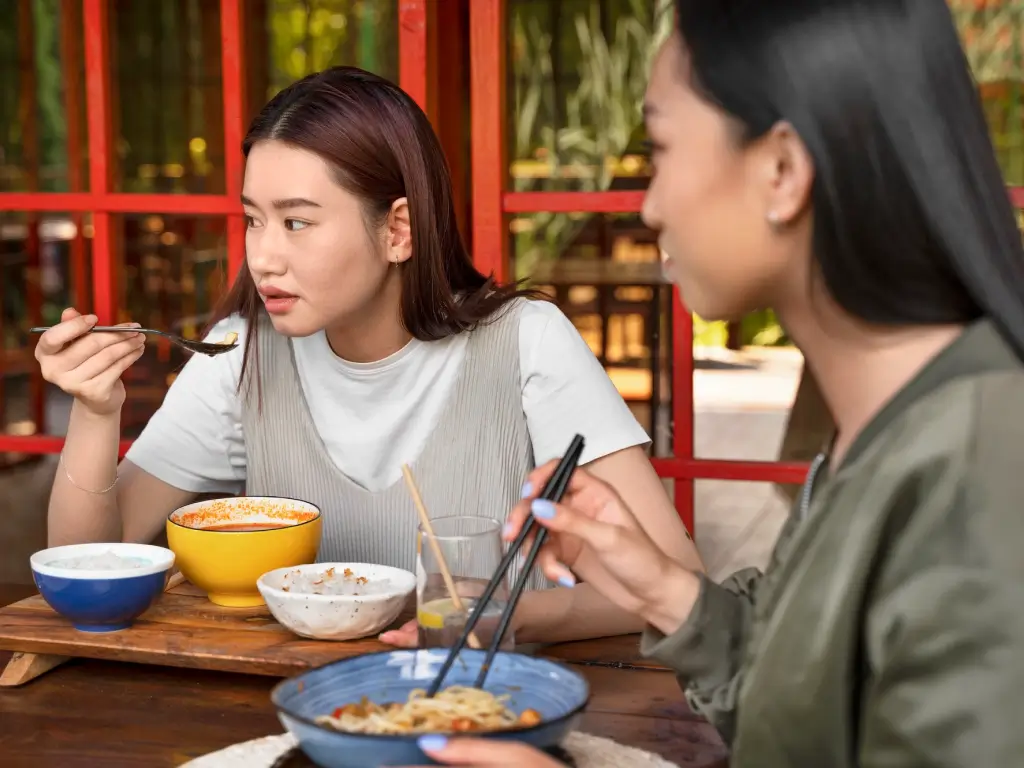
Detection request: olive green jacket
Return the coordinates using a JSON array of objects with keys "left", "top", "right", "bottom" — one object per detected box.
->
[{"left": 642, "top": 319, "right": 1024, "bottom": 767}]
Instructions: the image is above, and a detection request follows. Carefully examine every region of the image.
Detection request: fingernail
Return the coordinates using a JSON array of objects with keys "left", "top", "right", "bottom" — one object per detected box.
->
[
  {"left": 502, "top": 522, "right": 514, "bottom": 538},
  {"left": 520, "top": 480, "right": 533, "bottom": 498},
  {"left": 418, "top": 734, "right": 448, "bottom": 752},
  {"left": 85, "top": 314, "right": 98, "bottom": 324},
  {"left": 531, "top": 499, "right": 555, "bottom": 520},
  {"left": 558, "top": 574, "right": 576, "bottom": 588}
]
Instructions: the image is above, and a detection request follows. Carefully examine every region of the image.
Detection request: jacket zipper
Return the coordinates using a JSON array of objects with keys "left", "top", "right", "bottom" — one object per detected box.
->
[{"left": 798, "top": 452, "right": 828, "bottom": 521}]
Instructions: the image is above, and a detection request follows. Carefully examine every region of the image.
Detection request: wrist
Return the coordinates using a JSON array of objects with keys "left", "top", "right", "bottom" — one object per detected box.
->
[
  {"left": 71, "top": 398, "right": 122, "bottom": 422},
  {"left": 640, "top": 557, "right": 701, "bottom": 637}
]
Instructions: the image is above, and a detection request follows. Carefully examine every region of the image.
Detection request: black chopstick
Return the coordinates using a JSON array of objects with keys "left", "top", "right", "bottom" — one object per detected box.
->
[{"left": 426, "top": 434, "right": 585, "bottom": 697}]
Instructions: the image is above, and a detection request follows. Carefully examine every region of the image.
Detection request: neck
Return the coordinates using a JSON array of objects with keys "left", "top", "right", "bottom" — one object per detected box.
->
[
  {"left": 778, "top": 298, "right": 963, "bottom": 466},
  {"left": 324, "top": 272, "right": 412, "bottom": 363}
]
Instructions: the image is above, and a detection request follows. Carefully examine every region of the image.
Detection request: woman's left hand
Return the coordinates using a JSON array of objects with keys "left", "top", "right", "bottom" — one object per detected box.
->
[
  {"left": 409, "top": 735, "right": 566, "bottom": 766},
  {"left": 379, "top": 618, "right": 419, "bottom": 648}
]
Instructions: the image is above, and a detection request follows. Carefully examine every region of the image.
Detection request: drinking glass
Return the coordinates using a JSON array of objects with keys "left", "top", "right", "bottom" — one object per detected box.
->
[{"left": 416, "top": 516, "right": 514, "bottom": 650}]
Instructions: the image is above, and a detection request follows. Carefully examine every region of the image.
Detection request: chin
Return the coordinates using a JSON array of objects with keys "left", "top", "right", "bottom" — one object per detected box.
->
[
  {"left": 264, "top": 312, "right": 322, "bottom": 338},
  {"left": 680, "top": 290, "right": 749, "bottom": 324}
]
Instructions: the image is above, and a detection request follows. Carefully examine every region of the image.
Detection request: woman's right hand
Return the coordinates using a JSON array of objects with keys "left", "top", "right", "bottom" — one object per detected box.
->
[
  {"left": 34, "top": 308, "right": 146, "bottom": 416},
  {"left": 505, "top": 461, "right": 701, "bottom": 634}
]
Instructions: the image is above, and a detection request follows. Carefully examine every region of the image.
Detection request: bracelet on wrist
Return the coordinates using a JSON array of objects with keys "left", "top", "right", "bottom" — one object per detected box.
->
[{"left": 59, "top": 452, "right": 118, "bottom": 495}]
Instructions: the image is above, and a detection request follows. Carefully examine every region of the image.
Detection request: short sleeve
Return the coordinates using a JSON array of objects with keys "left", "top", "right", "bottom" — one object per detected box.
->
[
  {"left": 124, "top": 316, "right": 247, "bottom": 494},
  {"left": 518, "top": 301, "right": 651, "bottom": 466}
]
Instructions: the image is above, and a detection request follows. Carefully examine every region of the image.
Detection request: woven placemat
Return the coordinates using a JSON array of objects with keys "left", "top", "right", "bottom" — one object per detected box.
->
[{"left": 182, "top": 730, "right": 680, "bottom": 767}]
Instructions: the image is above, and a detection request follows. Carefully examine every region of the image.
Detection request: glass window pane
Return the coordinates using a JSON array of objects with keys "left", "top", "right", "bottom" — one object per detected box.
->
[
  {"left": 694, "top": 480, "right": 789, "bottom": 582},
  {"left": 1, "top": 210, "right": 92, "bottom": 456},
  {"left": 507, "top": 0, "right": 673, "bottom": 192},
  {"left": 951, "top": 1, "right": 1024, "bottom": 185},
  {"left": 693, "top": 315, "right": 805, "bottom": 461},
  {"left": 248, "top": 0, "right": 399, "bottom": 113},
  {"left": 0, "top": 0, "right": 89, "bottom": 193},
  {"left": 112, "top": 214, "right": 228, "bottom": 435},
  {"left": 110, "top": 0, "right": 226, "bottom": 194},
  {"left": 512, "top": 211, "right": 674, "bottom": 456}
]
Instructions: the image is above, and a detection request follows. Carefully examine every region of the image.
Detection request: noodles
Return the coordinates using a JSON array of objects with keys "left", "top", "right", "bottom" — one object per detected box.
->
[{"left": 314, "top": 686, "right": 543, "bottom": 735}]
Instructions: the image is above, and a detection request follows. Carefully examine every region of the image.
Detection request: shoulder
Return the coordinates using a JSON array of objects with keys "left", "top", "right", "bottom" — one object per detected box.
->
[
  {"left": 867, "top": 371, "right": 1024, "bottom": 589},
  {"left": 861, "top": 374, "right": 1024, "bottom": 748},
  {"left": 517, "top": 299, "right": 589, "bottom": 361},
  {"left": 513, "top": 300, "right": 650, "bottom": 464}
]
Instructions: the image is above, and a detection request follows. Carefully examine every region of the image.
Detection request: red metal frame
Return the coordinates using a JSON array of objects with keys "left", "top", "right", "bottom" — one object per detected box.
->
[
  {"left": 2, "top": 0, "right": 1022, "bottom": 532},
  {"left": 0, "top": 0, "right": 436, "bottom": 456},
  {"left": 469, "top": 0, "right": 811, "bottom": 532}
]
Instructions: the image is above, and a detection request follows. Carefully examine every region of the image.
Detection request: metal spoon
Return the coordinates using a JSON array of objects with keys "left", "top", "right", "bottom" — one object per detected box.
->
[{"left": 29, "top": 326, "right": 239, "bottom": 357}]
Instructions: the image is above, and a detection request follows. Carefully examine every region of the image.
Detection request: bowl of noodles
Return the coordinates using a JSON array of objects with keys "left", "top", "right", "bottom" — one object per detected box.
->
[{"left": 271, "top": 648, "right": 589, "bottom": 767}]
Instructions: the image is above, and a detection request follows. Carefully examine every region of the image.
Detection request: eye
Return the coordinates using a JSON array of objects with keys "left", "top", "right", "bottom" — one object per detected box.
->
[
  {"left": 243, "top": 214, "right": 262, "bottom": 228},
  {"left": 642, "top": 138, "right": 664, "bottom": 155},
  {"left": 284, "top": 219, "right": 310, "bottom": 232}
]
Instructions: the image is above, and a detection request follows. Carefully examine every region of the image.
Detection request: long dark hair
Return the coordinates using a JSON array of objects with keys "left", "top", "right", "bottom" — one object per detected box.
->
[
  {"left": 675, "top": 0, "right": 1024, "bottom": 355},
  {"left": 210, "top": 66, "right": 535, "bottom": 390}
]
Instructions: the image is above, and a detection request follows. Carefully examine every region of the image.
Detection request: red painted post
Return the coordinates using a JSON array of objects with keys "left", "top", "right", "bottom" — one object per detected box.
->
[
  {"left": 470, "top": 0, "right": 507, "bottom": 282},
  {"left": 83, "top": 0, "right": 114, "bottom": 325},
  {"left": 220, "top": 0, "right": 246, "bottom": 280}
]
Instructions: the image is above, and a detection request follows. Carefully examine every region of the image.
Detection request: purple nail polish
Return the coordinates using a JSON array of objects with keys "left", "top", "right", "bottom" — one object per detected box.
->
[
  {"left": 418, "top": 734, "right": 448, "bottom": 752},
  {"left": 531, "top": 499, "right": 555, "bottom": 519}
]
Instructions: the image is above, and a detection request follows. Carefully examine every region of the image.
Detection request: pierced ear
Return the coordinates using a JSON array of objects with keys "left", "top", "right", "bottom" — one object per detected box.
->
[
  {"left": 761, "top": 121, "right": 814, "bottom": 227},
  {"left": 387, "top": 197, "right": 412, "bottom": 264}
]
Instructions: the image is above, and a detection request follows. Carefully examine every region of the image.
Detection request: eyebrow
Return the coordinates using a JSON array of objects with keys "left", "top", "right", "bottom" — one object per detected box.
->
[
  {"left": 240, "top": 195, "right": 322, "bottom": 210},
  {"left": 641, "top": 102, "right": 658, "bottom": 119}
]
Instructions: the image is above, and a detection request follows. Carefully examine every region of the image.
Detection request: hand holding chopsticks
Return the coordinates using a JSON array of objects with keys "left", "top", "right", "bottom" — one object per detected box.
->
[{"left": 426, "top": 434, "right": 586, "bottom": 696}]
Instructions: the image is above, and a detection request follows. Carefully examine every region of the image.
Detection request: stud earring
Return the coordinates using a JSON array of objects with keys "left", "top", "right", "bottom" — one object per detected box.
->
[{"left": 766, "top": 211, "right": 782, "bottom": 229}]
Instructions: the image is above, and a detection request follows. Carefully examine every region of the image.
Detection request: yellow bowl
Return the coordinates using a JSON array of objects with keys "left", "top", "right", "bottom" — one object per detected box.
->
[{"left": 166, "top": 496, "right": 322, "bottom": 607}]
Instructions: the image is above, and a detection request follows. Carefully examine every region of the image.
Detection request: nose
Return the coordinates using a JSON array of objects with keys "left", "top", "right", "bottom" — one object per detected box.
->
[
  {"left": 640, "top": 185, "right": 660, "bottom": 232},
  {"left": 245, "top": 223, "right": 288, "bottom": 276}
]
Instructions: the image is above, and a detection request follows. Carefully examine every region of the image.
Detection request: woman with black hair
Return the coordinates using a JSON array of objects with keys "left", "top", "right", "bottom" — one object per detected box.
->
[{"left": 419, "top": 1, "right": 1024, "bottom": 765}]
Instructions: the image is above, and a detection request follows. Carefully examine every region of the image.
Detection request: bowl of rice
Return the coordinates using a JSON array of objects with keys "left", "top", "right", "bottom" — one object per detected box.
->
[
  {"left": 257, "top": 563, "right": 416, "bottom": 641},
  {"left": 30, "top": 542, "right": 175, "bottom": 632}
]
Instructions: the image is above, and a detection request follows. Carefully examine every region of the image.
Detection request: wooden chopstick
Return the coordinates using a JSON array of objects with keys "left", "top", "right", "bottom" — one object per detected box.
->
[
  {"left": 426, "top": 434, "right": 586, "bottom": 696},
  {"left": 401, "top": 465, "right": 482, "bottom": 650},
  {"left": 165, "top": 570, "right": 186, "bottom": 592}
]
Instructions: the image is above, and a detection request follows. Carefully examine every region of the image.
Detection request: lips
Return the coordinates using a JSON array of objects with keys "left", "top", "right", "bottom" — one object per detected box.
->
[{"left": 258, "top": 286, "right": 299, "bottom": 315}]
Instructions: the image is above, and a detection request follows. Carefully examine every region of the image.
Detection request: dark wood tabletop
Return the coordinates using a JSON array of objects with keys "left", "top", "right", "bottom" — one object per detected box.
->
[{"left": 0, "top": 584, "right": 728, "bottom": 768}]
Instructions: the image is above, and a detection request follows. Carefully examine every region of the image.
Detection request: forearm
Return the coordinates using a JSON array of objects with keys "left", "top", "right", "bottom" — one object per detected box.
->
[
  {"left": 513, "top": 583, "right": 645, "bottom": 644},
  {"left": 47, "top": 401, "right": 124, "bottom": 546},
  {"left": 641, "top": 567, "right": 759, "bottom": 744}
]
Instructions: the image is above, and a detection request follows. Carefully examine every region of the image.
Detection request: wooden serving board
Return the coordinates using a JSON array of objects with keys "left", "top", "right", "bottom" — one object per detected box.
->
[{"left": 0, "top": 580, "right": 403, "bottom": 686}]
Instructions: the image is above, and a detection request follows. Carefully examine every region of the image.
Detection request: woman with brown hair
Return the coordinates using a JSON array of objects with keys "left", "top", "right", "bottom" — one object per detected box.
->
[{"left": 34, "top": 66, "right": 700, "bottom": 647}]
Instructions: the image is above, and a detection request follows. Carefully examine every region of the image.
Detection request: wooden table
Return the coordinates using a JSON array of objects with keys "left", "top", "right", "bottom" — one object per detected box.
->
[{"left": 0, "top": 584, "right": 728, "bottom": 767}]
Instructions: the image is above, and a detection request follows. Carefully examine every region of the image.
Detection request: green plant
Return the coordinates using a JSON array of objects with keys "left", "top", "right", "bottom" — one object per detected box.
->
[{"left": 510, "top": 0, "right": 673, "bottom": 279}]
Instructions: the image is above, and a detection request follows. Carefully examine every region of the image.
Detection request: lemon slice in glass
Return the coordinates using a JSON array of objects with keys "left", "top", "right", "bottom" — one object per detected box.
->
[{"left": 417, "top": 597, "right": 460, "bottom": 630}]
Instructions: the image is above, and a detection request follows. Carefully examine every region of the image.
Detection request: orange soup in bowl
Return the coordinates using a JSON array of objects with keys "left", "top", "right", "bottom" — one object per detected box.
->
[
  {"left": 167, "top": 497, "right": 322, "bottom": 607},
  {"left": 171, "top": 497, "right": 319, "bottom": 532}
]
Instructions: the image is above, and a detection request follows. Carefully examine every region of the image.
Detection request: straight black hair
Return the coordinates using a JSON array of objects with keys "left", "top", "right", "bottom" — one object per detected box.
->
[{"left": 675, "top": 0, "right": 1024, "bottom": 355}]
